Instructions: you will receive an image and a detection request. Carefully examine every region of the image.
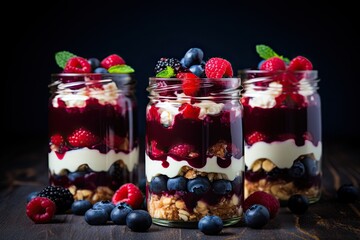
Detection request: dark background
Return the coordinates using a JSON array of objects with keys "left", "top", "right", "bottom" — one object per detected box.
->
[{"left": 3, "top": 1, "right": 359, "bottom": 156}]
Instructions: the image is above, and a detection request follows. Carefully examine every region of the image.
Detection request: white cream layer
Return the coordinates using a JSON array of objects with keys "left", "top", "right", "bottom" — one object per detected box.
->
[
  {"left": 245, "top": 139, "right": 322, "bottom": 169},
  {"left": 145, "top": 155, "right": 244, "bottom": 182},
  {"left": 49, "top": 147, "right": 139, "bottom": 174}
]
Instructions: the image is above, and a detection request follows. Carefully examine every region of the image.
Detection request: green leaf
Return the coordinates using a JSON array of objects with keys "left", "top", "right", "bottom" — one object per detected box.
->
[
  {"left": 155, "top": 66, "right": 175, "bottom": 78},
  {"left": 256, "top": 44, "right": 290, "bottom": 63},
  {"left": 55, "top": 51, "right": 77, "bottom": 69},
  {"left": 108, "top": 64, "right": 135, "bottom": 73}
]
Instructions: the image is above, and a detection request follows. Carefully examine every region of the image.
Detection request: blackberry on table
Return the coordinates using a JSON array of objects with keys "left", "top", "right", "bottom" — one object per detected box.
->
[
  {"left": 154, "top": 57, "right": 182, "bottom": 74},
  {"left": 37, "top": 185, "right": 74, "bottom": 213}
]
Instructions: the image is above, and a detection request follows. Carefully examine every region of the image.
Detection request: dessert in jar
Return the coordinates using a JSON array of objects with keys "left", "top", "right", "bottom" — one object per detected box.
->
[
  {"left": 145, "top": 48, "right": 244, "bottom": 227},
  {"left": 240, "top": 45, "right": 322, "bottom": 204},
  {"left": 48, "top": 51, "right": 139, "bottom": 204}
]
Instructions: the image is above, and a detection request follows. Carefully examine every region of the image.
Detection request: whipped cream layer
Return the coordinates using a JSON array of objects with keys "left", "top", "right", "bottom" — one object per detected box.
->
[
  {"left": 245, "top": 139, "right": 322, "bottom": 169},
  {"left": 49, "top": 147, "right": 139, "bottom": 174},
  {"left": 145, "top": 155, "right": 244, "bottom": 182}
]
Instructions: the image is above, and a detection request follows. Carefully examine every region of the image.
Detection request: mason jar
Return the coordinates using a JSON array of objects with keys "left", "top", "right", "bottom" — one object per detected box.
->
[
  {"left": 240, "top": 70, "right": 322, "bottom": 204},
  {"left": 48, "top": 73, "right": 139, "bottom": 204},
  {"left": 145, "top": 77, "right": 244, "bottom": 227}
]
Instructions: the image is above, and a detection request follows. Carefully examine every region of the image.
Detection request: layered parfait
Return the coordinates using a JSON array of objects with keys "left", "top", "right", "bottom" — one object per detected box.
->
[
  {"left": 146, "top": 48, "right": 244, "bottom": 227},
  {"left": 240, "top": 45, "right": 322, "bottom": 203},
  {"left": 48, "top": 51, "right": 139, "bottom": 204}
]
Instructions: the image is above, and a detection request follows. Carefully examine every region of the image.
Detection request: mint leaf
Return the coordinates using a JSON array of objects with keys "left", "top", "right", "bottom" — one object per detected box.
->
[
  {"left": 108, "top": 64, "right": 135, "bottom": 73},
  {"left": 55, "top": 51, "right": 77, "bottom": 69},
  {"left": 155, "top": 66, "right": 175, "bottom": 78},
  {"left": 256, "top": 44, "right": 290, "bottom": 63}
]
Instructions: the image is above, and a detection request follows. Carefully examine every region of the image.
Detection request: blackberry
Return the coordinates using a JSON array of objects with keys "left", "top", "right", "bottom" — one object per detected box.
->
[
  {"left": 154, "top": 57, "right": 182, "bottom": 75},
  {"left": 37, "top": 185, "right": 74, "bottom": 213}
]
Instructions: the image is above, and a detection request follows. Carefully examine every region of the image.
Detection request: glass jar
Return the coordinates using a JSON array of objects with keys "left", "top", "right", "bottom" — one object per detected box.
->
[
  {"left": 145, "top": 77, "right": 244, "bottom": 227},
  {"left": 48, "top": 73, "right": 139, "bottom": 204},
  {"left": 240, "top": 70, "right": 322, "bottom": 204}
]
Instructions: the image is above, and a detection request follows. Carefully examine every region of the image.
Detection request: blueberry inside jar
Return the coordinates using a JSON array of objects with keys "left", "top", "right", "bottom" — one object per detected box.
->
[
  {"left": 48, "top": 73, "right": 139, "bottom": 204},
  {"left": 145, "top": 52, "right": 244, "bottom": 228}
]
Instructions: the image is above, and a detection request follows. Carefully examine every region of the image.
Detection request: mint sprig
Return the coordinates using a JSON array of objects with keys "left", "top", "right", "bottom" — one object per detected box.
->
[
  {"left": 256, "top": 44, "right": 290, "bottom": 63},
  {"left": 108, "top": 64, "right": 135, "bottom": 74},
  {"left": 155, "top": 66, "right": 175, "bottom": 78},
  {"left": 55, "top": 51, "right": 77, "bottom": 69}
]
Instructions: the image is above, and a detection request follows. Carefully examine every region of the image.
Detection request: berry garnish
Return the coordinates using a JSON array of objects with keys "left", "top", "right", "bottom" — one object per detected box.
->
[
  {"left": 93, "top": 200, "right": 116, "bottom": 219},
  {"left": 178, "top": 72, "right": 201, "bottom": 96},
  {"left": 126, "top": 210, "right": 152, "bottom": 232},
  {"left": 256, "top": 44, "right": 290, "bottom": 63},
  {"left": 67, "top": 127, "right": 99, "bottom": 148},
  {"left": 287, "top": 194, "right": 309, "bottom": 214},
  {"left": 179, "top": 103, "right": 200, "bottom": 119},
  {"left": 26, "top": 191, "right": 40, "bottom": 203},
  {"left": 26, "top": 197, "right": 56, "bottom": 223},
  {"left": 205, "top": 57, "right": 233, "bottom": 78},
  {"left": 101, "top": 54, "right": 125, "bottom": 69},
  {"left": 112, "top": 183, "right": 143, "bottom": 209},
  {"left": 50, "top": 134, "right": 64, "bottom": 146},
  {"left": 154, "top": 57, "right": 182, "bottom": 75},
  {"left": 37, "top": 186, "right": 74, "bottom": 214},
  {"left": 156, "top": 66, "right": 175, "bottom": 78},
  {"left": 260, "top": 57, "right": 286, "bottom": 71},
  {"left": 243, "top": 191, "right": 280, "bottom": 219},
  {"left": 337, "top": 184, "right": 360, "bottom": 203},
  {"left": 71, "top": 200, "right": 92, "bottom": 215},
  {"left": 64, "top": 57, "right": 92, "bottom": 73},
  {"left": 244, "top": 204, "right": 270, "bottom": 229},
  {"left": 246, "top": 131, "right": 268, "bottom": 145},
  {"left": 111, "top": 203, "right": 133, "bottom": 225},
  {"left": 84, "top": 208, "right": 108, "bottom": 225},
  {"left": 168, "top": 143, "right": 194, "bottom": 158},
  {"left": 55, "top": 51, "right": 77, "bottom": 69},
  {"left": 108, "top": 64, "right": 135, "bottom": 73},
  {"left": 198, "top": 215, "right": 223, "bottom": 235},
  {"left": 87, "top": 58, "right": 101, "bottom": 70},
  {"left": 288, "top": 56, "right": 313, "bottom": 71}
]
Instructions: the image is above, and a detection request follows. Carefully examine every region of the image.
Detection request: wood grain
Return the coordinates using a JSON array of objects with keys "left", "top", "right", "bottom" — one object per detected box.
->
[{"left": 1, "top": 140, "right": 359, "bottom": 240}]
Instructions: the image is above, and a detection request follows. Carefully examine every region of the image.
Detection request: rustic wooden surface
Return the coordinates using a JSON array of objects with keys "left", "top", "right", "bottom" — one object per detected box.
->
[{"left": 1, "top": 139, "right": 359, "bottom": 240}]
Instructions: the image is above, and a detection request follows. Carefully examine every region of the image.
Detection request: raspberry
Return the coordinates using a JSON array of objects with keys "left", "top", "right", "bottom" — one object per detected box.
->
[
  {"left": 243, "top": 191, "right": 280, "bottom": 219},
  {"left": 169, "top": 144, "right": 194, "bottom": 158},
  {"left": 205, "top": 57, "right": 233, "bottom": 78},
  {"left": 179, "top": 103, "right": 200, "bottom": 120},
  {"left": 149, "top": 140, "right": 165, "bottom": 159},
  {"left": 26, "top": 197, "right": 56, "bottom": 223},
  {"left": 275, "top": 93, "right": 306, "bottom": 108},
  {"left": 112, "top": 183, "right": 143, "bottom": 209},
  {"left": 178, "top": 72, "right": 201, "bottom": 96},
  {"left": 246, "top": 131, "right": 267, "bottom": 145},
  {"left": 259, "top": 57, "right": 286, "bottom": 71},
  {"left": 37, "top": 186, "right": 74, "bottom": 214},
  {"left": 101, "top": 54, "right": 126, "bottom": 69},
  {"left": 154, "top": 57, "right": 182, "bottom": 74},
  {"left": 64, "top": 57, "right": 92, "bottom": 73},
  {"left": 288, "top": 56, "right": 313, "bottom": 71},
  {"left": 147, "top": 105, "right": 160, "bottom": 121},
  {"left": 50, "top": 134, "right": 64, "bottom": 146},
  {"left": 67, "top": 127, "right": 99, "bottom": 148}
]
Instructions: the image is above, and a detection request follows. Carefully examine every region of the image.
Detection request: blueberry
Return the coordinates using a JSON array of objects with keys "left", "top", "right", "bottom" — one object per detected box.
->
[
  {"left": 212, "top": 180, "right": 232, "bottom": 195},
  {"left": 167, "top": 176, "right": 187, "bottom": 191},
  {"left": 68, "top": 171, "right": 86, "bottom": 185},
  {"left": 187, "top": 177, "right": 211, "bottom": 195},
  {"left": 288, "top": 194, "right": 309, "bottom": 214},
  {"left": 257, "top": 60, "right": 265, "bottom": 69},
  {"left": 182, "top": 48, "right": 204, "bottom": 67},
  {"left": 26, "top": 191, "right": 39, "bottom": 203},
  {"left": 198, "top": 215, "right": 223, "bottom": 235},
  {"left": 337, "top": 184, "right": 360, "bottom": 203},
  {"left": 138, "top": 177, "right": 147, "bottom": 194},
  {"left": 110, "top": 203, "right": 133, "bottom": 225},
  {"left": 88, "top": 58, "right": 101, "bottom": 70},
  {"left": 84, "top": 208, "right": 108, "bottom": 225},
  {"left": 149, "top": 175, "right": 168, "bottom": 194},
  {"left": 108, "top": 163, "right": 124, "bottom": 180},
  {"left": 288, "top": 161, "right": 306, "bottom": 178},
  {"left": 267, "top": 167, "right": 282, "bottom": 179},
  {"left": 301, "top": 156, "right": 319, "bottom": 176},
  {"left": 71, "top": 200, "right": 92, "bottom": 215},
  {"left": 189, "top": 64, "right": 205, "bottom": 77},
  {"left": 93, "top": 200, "right": 116, "bottom": 219},
  {"left": 126, "top": 210, "right": 152, "bottom": 232},
  {"left": 94, "top": 67, "right": 108, "bottom": 74},
  {"left": 244, "top": 204, "right": 270, "bottom": 229}
]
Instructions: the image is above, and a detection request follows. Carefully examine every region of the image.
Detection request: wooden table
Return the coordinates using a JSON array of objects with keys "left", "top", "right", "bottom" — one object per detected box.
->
[{"left": 1, "top": 139, "right": 359, "bottom": 240}]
